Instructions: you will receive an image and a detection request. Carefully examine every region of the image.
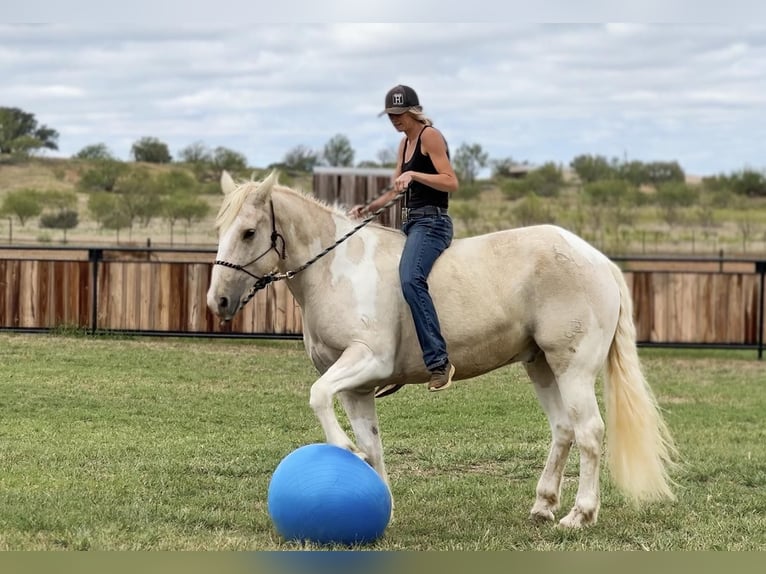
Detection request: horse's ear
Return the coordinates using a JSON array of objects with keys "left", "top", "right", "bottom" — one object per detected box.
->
[
  {"left": 220, "top": 170, "right": 237, "bottom": 195},
  {"left": 251, "top": 170, "right": 280, "bottom": 205}
]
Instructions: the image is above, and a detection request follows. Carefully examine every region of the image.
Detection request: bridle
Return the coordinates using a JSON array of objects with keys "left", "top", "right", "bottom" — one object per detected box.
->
[
  {"left": 213, "top": 187, "right": 405, "bottom": 308},
  {"left": 213, "top": 201, "right": 287, "bottom": 294}
]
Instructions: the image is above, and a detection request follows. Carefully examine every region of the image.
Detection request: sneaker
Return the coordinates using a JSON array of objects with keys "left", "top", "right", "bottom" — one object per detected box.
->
[
  {"left": 374, "top": 384, "right": 404, "bottom": 399},
  {"left": 428, "top": 362, "right": 455, "bottom": 392}
]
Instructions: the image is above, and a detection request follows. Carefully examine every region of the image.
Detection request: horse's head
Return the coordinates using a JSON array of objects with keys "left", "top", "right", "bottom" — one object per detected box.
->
[{"left": 207, "top": 170, "right": 285, "bottom": 322}]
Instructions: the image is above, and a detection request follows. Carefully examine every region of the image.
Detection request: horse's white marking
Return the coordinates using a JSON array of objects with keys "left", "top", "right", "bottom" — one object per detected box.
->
[{"left": 329, "top": 215, "right": 382, "bottom": 322}]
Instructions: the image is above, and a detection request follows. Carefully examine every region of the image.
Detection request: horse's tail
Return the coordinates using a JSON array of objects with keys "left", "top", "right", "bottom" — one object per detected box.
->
[{"left": 604, "top": 261, "right": 678, "bottom": 503}]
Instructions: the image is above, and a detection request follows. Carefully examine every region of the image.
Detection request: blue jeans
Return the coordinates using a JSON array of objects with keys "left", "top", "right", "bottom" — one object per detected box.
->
[{"left": 399, "top": 214, "right": 453, "bottom": 371}]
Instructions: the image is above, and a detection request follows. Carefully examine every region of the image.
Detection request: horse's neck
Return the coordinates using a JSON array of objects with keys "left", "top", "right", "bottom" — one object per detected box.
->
[
  {"left": 272, "top": 189, "right": 396, "bottom": 307},
  {"left": 272, "top": 189, "right": 339, "bottom": 273}
]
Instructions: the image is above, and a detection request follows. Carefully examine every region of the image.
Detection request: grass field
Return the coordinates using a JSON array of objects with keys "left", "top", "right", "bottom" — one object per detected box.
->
[{"left": 0, "top": 333, "right": 764, "bottom": 550}]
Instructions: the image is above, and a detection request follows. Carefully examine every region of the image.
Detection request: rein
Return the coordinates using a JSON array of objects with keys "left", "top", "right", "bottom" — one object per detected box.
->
[{"left": 214, "top": 186, "right": 405, "bottom": 308}]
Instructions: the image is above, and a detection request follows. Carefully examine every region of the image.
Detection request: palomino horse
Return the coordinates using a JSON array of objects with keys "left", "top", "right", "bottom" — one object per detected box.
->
[{"left": 207, "top": 171, "right": 676, "bottom": 528}]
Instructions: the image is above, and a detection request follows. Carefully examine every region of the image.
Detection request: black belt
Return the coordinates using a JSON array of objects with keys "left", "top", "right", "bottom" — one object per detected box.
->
[{"left": 402, "top": 205, "right": 448, "bottom": 221}]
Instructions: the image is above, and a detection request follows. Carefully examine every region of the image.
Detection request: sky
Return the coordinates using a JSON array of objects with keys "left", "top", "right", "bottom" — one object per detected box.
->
[{"left": 2, "top": 5, "right": 765, "bottom": 178}]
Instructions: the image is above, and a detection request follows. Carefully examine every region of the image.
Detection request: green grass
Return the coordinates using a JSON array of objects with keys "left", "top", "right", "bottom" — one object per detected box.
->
[{"left": 0, "top": 334, "right": 763, "bottom": 550}]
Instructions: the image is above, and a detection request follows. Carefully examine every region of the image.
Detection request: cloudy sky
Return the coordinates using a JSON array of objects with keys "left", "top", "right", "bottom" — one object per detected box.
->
[{"left": 2, "top": 13, "right": 765, "bottom": 177}]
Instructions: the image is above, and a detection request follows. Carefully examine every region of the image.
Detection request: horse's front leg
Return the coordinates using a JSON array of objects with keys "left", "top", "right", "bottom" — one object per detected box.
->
[
  {"left": 308, "top": 343, "right": 391, "bottom": 457},
  {"left": 338, "top": 389, "right": 395, "bottom": 520},
  {"left": 337, "top": 389, "right": 387, "bottom": 484}
]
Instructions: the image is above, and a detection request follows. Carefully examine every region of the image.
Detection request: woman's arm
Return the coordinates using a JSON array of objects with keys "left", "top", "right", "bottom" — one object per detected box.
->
[{"left": 396, "top": 127, "right": 458, "bottom": 193}]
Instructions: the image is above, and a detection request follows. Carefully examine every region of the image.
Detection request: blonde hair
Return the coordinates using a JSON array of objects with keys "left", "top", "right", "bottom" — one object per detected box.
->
[{"left": 406, "top": 107, "right": 433, "bottom": 126}]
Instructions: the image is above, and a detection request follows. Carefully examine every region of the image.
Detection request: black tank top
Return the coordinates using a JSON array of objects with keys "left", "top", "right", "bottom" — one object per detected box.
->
[{"left": 401, "top": 126, "right": 449, "bottom": 210}]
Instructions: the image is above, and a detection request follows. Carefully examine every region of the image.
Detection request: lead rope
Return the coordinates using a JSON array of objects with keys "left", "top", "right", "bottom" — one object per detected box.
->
[{"left": 237, "top": 186, "right": 406, "bottom": 308}]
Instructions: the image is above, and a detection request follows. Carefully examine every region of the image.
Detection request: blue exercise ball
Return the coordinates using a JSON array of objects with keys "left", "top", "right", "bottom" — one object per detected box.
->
[{"left": 267, "top": 443, "right": 392, "bottom": 545}]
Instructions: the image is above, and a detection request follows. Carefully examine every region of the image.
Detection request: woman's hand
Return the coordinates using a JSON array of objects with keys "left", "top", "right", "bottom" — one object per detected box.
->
[
  {"left": 394, "top": 172, "right": 413, "bottom": 192},
  {"left": 348, "top": 204, "right": 367, "bottom": 219}
]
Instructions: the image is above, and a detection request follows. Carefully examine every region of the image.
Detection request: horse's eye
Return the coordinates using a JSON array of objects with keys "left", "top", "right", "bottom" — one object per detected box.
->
[{"left": 243, "top": 229, "right": 256, "bottom": 240}]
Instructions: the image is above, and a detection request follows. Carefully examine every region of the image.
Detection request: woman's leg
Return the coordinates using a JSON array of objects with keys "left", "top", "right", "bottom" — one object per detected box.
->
[{"left": 398, "top": 215, "right": 453, "bottom": 371}]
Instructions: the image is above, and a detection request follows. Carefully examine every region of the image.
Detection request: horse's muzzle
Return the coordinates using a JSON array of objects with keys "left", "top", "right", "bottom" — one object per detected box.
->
[{"left": 207, "top": 291, "right": 238, "bottom": 324}]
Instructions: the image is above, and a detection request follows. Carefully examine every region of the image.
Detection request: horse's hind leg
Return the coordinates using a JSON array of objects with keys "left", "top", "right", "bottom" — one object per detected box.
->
[
  {"left": 549, "top": 351, "right": 606, "bottom": 528},
  {"left": 524, "top": 353, "right": 574, "bottom": 523}
]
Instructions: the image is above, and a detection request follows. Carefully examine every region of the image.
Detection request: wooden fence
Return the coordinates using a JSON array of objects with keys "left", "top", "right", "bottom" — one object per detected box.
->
[
  {"left": 0, "top": 169, "right": 762, "bottom": 355},
  {"left": 623, "top": 261, "right": 764, "bottom": 347},
  {"left": 0, "top": 247, "right": 302, "bottom": 337},
  {"left": 0, "top": 246, "right": 763, "bottom": 358},
  {"left": 312, "top": 166, "right": 401, "bottom": 227}
]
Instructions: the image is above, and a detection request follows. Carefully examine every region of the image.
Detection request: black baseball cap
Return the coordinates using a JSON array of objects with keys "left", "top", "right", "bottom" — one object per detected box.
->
[{"left": 378, "top": 85, "right": 421, "bottom": 116}]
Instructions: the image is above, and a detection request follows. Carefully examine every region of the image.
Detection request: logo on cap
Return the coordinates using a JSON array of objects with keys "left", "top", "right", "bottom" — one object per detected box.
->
[{"left": 392, "top": 92, "right": 404, "bottom": 106}]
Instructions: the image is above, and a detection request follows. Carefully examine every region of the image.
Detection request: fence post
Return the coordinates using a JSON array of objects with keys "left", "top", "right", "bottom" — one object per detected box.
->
[
  {"left": 757, "top": 260, "right": 766, "bottom": 360},
  {"left": 88, "top": 248, "right": 103, "bottom": 335}
]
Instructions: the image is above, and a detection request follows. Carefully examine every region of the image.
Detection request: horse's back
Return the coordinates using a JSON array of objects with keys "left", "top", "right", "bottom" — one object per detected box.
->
[
  {"left": 428, "top": 224, "right": 621, "bottom": 377},
  {"left": 434, "top": 224, "right": 616, "bottom": 311}
]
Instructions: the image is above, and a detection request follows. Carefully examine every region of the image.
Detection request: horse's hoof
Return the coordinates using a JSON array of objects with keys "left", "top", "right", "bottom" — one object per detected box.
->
[
  {"left": 530, "top": 499, "right": 557, "bottom": 522},
  {"left": 558, "top": 506, "right": 597, "bottom": 528},
  {"left": 529, "top": 509, "right": 555, "bottom": 523},
  {"left": 352, "top": 450, "right": 370, "bottom": 464}
]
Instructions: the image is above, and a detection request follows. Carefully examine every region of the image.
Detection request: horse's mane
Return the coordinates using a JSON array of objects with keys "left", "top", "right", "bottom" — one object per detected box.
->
[{"left": 215, "top": 175, "right": 397, "bottom": 235}]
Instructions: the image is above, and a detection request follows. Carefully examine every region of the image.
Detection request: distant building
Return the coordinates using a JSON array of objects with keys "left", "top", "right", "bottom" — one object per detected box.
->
[{"left": 506, "top": 163, "right": 537, "bottom": 179}]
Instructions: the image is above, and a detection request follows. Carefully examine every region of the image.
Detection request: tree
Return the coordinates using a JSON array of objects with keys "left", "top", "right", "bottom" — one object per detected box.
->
[
  {"left": 162, "top": 193, "right": 211, "bottom": 245},
  {"left": 499, "top": 163, "right": 563, "bottom": 200},
  {"left": 731, "top": 169, "right": 766, "bottom": 197},
  {"left": 0, "top": 107, "right": 59, "bottom": 155},
  {"left": 131, "top": 137, "right": 172, "bottom": 163},
  {"left": 155, "top": 169, "right": 200, "bottom": 195},
  {"left": 42, "top": 189, "right": 78, "bottom": 212},
  {"left": 655, "top": 182, "right": 699, "bottom": 226},
  {"left": 116, "top": 168, "right": 163, "bottom": 228},
  {"left": 282, "top": 145, "right": 320, "bottom": 172},
  {"left": 452, "top": 143, "right": 488, "bottom": 184},
  {"left": 0, "top": 189, "right": 43, "bottom": 225},
  {"left": 77, "top": 159, "right": 129, "bottom": 192},
  {"left": 701, "top": 173, "right": 731, "bottom": 194},
  {"left": 618, "top": 160, "right": 649, "bottom": 187},
  {"left": 322, "top": 134, "right": 354, "bottom": 167},
  {"left": 178, "top": 141, "right": 215, "bottom": 181},
  {"left": 525, "top": 162, "right": 564, "bottom": 197},
  {"left": 490, "top": 157, "right": 518, "bottom": 179},
  {"left": 87, "top": 192, "right": 131, "bottom": 242},
  {"left": 583, "top": 180, "right": 633, "bottom": 208},
  {"left": 178, "top": 141, "right": 212, "bottom": 164},
  {"left": 6, "top": 135, "right": 46, "bottom": 156},
  {"left": 570, "top": 154, "right": 618, "bottom": 184},
  {"left": 101, "top": 209, "right": 133, "bottom": 244},
  {"left": 87, "top": 192, "right": 121, "bottom": 227},
  {"left": 39, "top": 210, "right": 79, "bottom": 242},
  {"left": 582, "top": 179, "right": 636, "bottom": 233},
  {"left": 73, "top": 143, "right": 114, "bottom": 161},
  {"left": 211, "top": 146, "right": 248, "bottom": 174}
]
